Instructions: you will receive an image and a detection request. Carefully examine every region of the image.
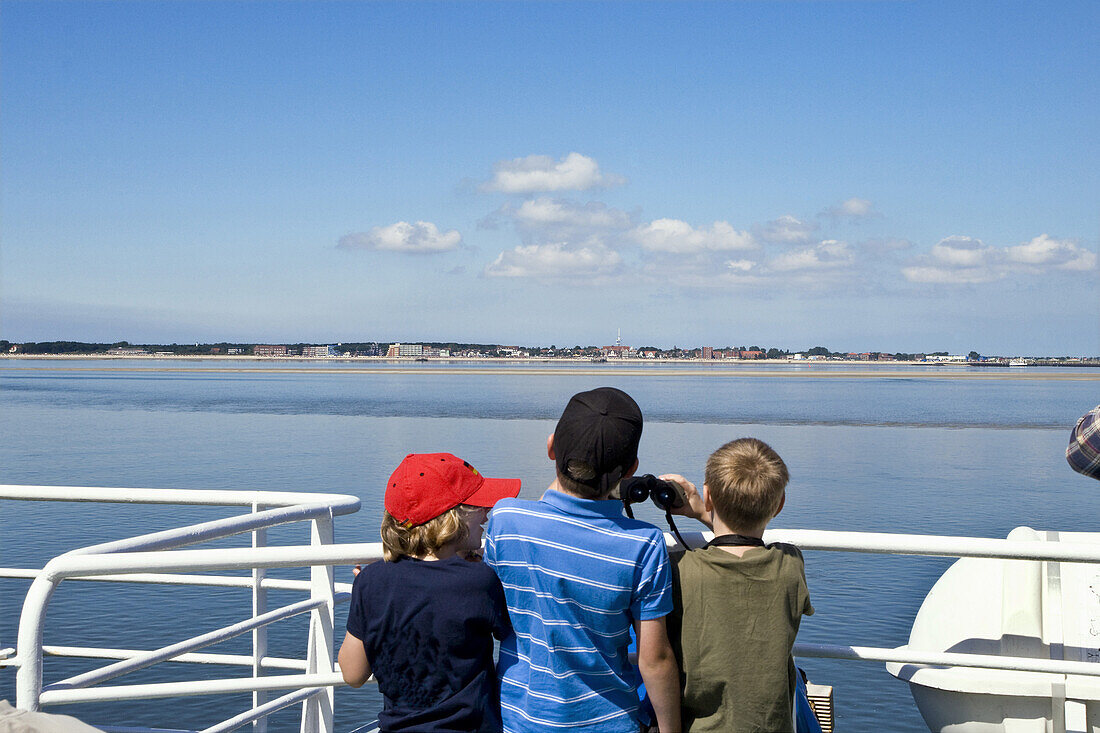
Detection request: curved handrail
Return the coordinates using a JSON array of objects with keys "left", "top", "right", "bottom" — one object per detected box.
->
[{"left": 9, "top": 485, "right": 361, "bottom": 718}]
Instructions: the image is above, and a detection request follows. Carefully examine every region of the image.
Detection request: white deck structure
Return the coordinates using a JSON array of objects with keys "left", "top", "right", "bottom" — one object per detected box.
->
[{"left": 2, "top": 485, "right": 1098, "bottom": 732}]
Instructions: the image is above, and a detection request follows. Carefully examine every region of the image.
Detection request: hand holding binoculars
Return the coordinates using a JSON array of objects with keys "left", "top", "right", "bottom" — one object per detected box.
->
[{"left": 614, "top": 474, "right": 687, "bottom": 512}]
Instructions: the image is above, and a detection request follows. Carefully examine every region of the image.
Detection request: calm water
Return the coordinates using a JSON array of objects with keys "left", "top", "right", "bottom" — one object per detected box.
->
[{"left": 2, "top": 359, "right": 1098, "bottom": 731}]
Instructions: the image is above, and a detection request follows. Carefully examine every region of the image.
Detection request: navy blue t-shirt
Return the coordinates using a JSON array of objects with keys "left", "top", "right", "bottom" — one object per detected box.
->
[{"left": 345, "top": 556, "right": 510, "bottom": 733}]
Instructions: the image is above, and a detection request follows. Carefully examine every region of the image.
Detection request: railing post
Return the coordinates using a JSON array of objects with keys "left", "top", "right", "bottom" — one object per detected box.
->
[
  {"left": 252, "top": 503, "right": 268, "bottom": 733},
  {"left": 300, "top": 512, "right": 335, "bottom": 733},
  {"left": 15, "top": 574, "right": 61, "bottom": 711}
]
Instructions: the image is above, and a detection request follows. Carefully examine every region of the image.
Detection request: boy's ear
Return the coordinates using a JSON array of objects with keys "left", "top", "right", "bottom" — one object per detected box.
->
[
  {"left": 702, "top": 484, "right": 714, "bottom": 514},
  {"left": 623, "top": 457, "right": 639, "bottom": 479},
  {"left": 774, "top": 491, "right": 786, "bottom": 518},
  {"left": 546, "top": 433, "right": 556, "bottom": 461}
]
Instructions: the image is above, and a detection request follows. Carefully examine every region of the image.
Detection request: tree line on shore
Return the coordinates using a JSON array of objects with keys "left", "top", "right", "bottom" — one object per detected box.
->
[
  {"left": 3, "top": 340, "right": 1093, "bottom": 362},
  {"left": 1, "top": 339, "right": 954, "bottom": 360}
]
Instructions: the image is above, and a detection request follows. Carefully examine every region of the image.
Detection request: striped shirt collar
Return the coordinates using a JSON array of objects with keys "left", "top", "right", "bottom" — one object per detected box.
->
[{"left": 540, "top": 488, "right": 625, "bottom": 520}]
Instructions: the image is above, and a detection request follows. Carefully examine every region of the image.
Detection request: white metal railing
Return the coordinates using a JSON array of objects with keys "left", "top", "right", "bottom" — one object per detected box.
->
[
  {"left": 674, "top": 528, "right": 1100, "bottom": 678},
  {"left": 4, "top": 486, "right": 1100, "bottom": 733},
  {"left": 1, "top": 485, "right": 365, "bottom": 733}
]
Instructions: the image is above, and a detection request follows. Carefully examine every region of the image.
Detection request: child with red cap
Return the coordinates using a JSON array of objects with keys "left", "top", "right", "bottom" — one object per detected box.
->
[{"left": 338, "top": 452, "right": 521, "bottom": 732}]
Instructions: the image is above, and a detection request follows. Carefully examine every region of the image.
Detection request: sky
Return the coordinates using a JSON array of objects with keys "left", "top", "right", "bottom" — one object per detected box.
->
[{"left": 2, "top": 1, "right": 1097, "bottom": 355}]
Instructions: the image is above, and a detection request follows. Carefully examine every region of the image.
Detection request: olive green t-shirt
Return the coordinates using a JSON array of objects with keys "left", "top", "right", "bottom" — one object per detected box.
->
[{"left": 668, "top": 543, "right": 813, "bottom": 733}]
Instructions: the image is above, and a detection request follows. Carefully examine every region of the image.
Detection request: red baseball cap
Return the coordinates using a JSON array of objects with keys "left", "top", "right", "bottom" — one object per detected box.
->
[{"left": 384, "top": 453, "right": 521, "bottom": 527}]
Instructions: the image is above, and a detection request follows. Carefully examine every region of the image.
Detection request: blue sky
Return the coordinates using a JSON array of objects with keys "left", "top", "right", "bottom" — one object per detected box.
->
[{"left": 2, "top": 1, "right": 1097, "bottom": 355}]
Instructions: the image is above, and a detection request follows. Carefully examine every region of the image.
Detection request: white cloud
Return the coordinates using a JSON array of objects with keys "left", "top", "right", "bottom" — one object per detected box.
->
[
  {"left": 1006, "top": 234, "right": 1097, "bottom": 271},
  {"left": 337, "top": 221, "right": 461, "bottom": 253},
  {"left": 481, "top": 153, "right": 624, "bottom": 193},
  {"left": 756, "top": 215, "right": 817, "bottom": 244},
  {"left": 483, "top": 242, "right": 623, "bottom": 278},
  {"left": 823, "top": 197, "right": 877, "bottom": 219},
  {"left": 901, "top": 266, "right": 1005, "bottom": 284},
  {"left": 631, "top": 219, "right": 757, "bottom": 253},
  {"left": 725, "top": 259, "right": 756, "bottom": 272},
  {"left": 513, "top": 197, "right": 631, "bottom": 229},
  {"left": 911, "top": 234, "right": 1097, "bottom": 283},
  {"left": 930, "top": 235, "right": 995, "bottom": 267},
  {"left": 769, "top": 240, "right": 854, "bottom": 272},
  {"left": 900, "top": 235, "right": 1002, "bottom": 284}
]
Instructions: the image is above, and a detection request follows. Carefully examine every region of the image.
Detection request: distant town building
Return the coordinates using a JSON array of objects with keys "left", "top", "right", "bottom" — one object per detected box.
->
[
  {"left": 739, "top": 350, "right": 763, "bottom": 359},
  {"left": 302, "top": 345, "right": 336, "bottom": 358},
  {"left": 254, "top": 345, "right": 287, "bottom": 357},
  {"left": 228, "top": 348, "right": 244, "bottom": 355},
  {"left": 353, "top": 343, "right": 382, "bottom": 357},
  {"left": 387, "top": 343, "right": 425, "bottom": 357},
  {"left": 702, "top": 346, "right": 713, "bottom": 360},
  {"left": 107, "top": 347, "right": 148, "bottom": 356}
]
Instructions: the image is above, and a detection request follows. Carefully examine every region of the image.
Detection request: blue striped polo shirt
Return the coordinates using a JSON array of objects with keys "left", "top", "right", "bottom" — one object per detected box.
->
[{"left": 484, "top": 490, "right": 672, "bottom": 733}]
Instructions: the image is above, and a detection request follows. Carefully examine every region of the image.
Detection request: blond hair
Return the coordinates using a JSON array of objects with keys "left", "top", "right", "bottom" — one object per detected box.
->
[
  {"left": 704, "top": 438, "right": 789, "bottom": 528},
  {"left": 380, "top": 505, "right": 477, "bottom": 562}
]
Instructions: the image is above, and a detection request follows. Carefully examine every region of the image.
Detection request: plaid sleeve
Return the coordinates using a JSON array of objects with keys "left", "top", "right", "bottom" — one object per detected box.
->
[
  {"left": 1067, "top": 405, "right": 1100, "bottom": 480},
  {"left": 631, "top": 532, "right": 673, "bottom": 621}
]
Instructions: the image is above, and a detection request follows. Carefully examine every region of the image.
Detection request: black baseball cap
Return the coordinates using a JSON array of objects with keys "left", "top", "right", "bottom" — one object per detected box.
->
[{"left": 553, "top": 387, "right": 643, "bottom": 493}]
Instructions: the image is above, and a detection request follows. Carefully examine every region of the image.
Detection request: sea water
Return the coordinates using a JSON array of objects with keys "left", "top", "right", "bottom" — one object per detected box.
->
[{"left": 2, "top": 360, "right": 1098, "bottom": 731}]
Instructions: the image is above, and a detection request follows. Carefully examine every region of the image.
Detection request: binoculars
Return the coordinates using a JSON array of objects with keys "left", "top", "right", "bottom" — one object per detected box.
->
[{"left": 617, "top": 474, "right": 687, "bottom": 512}]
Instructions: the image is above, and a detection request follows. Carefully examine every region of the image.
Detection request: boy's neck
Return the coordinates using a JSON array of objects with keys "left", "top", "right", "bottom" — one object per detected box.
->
[
  {"left": 710, "top": 514, "right": 768, "bottom": 556},
  {"left": 419, "top": 542, "right": 480, "bottom": 562},
  {"left": 547, "top": 479, "right": 614, "bottom": 501},
  {"left": 415, "top": 544, "right": 457, "bottom": 562}
]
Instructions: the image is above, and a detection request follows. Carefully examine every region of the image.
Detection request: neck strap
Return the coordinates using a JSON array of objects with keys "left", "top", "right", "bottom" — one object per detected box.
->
[{"left": 705, "top": 533, "right": 766, "bottom": 549}]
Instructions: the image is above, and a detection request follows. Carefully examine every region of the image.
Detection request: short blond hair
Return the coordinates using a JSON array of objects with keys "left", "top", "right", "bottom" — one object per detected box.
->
[
  {"left": 380, "top": 505, "right": 476, "bottom": 562},
  {"left": 704, "top": 438, "right": 789, "bottom": 528}
]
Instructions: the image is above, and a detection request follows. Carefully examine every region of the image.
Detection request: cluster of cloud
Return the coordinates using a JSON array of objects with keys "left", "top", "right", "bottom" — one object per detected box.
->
[
  {"left": 755, "top": 215, "right": 818, "bottom": 245},
  {"left": 338, "top": 221, "right": 461, "bottom": 253},
  {"left": 902, "top": 234, "right": 1097, "bottom": 284},
  {"left": 631, "top": 219, "right": 756, "bottom": 254},
  {"left": 823, "top": 197, "right": 878, "bottom": 220},
  {"left": 484, "top": 242, "right": 623, "bottom": 278},
  {"left": 480, "top": 152, "right": 624, "bottom": 194},
  {"left": 336, "top": 152, "right": 1096, "bottom": 290}
]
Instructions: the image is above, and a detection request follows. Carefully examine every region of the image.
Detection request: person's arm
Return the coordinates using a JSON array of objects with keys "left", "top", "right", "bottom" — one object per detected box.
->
[
  {"left": 659, "top": 474, "right": 711, "bottom": 531},
  {"left": 635, "top": 616, "right": 681, "bottom": 733},
  {"left": 337, "top": 631, "right": 372, "bottom": 687}
]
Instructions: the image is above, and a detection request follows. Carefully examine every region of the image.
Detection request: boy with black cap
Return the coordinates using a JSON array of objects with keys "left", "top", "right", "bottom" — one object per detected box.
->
[{"left": 484, "top": 387, "right": 680, "bottom": 733}]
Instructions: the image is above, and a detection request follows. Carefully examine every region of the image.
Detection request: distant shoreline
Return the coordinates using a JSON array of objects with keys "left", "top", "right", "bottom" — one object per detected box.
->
[
  {"left": 2, "top": 355, "right": 1098, "bottom": 380},
  {"left": 2, "top": 353, "right": 956, "bottom": 366},
  {"left": 1, "top": 354, "right": 1096, "bottom": 366}
]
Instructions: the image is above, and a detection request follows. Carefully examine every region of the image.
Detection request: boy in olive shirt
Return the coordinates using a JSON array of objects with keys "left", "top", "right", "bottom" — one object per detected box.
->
[{"left": 662, "top": 438, "right": 813, "bottom": 733}]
